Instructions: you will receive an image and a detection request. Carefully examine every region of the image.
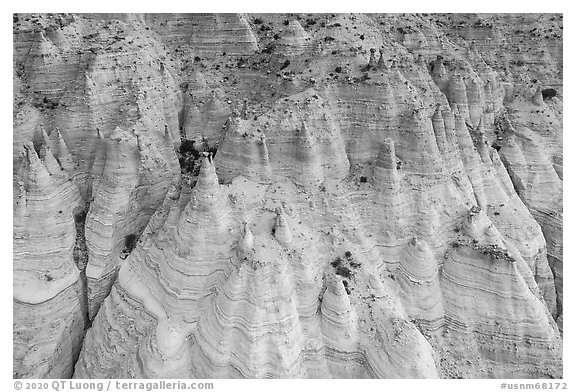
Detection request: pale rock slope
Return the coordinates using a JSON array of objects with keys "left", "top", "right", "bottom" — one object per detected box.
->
[
  {"left": 85, "top": 126, "right": 179, "bottom": 318},
  {"left": 13, "top": 13, "right": 562, "bottom": 379},
  {"left": 13, "top": 145, "right": 85, "bottom": 378}
]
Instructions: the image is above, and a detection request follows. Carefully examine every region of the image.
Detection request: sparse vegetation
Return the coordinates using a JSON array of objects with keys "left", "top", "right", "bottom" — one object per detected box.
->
[
  {"left": 336, "top": 265, "right": 352, "bottom": 278},
  {"left": 542, "top": 88, "right": 557, "bottom": 100},
  {"left": 124, "top": 234, "right": 138, "bottom": 253},
  {"left": 331, "top": 257, "right": 342, "bottom": 268}
]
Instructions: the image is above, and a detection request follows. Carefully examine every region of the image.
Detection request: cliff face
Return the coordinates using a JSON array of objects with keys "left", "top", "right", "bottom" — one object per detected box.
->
[
  {"left": 13, "top": 145, "right": 85, "bottom": 378},
  {"left": 13, "top": 13, "right": 562, "bottom": 379}
]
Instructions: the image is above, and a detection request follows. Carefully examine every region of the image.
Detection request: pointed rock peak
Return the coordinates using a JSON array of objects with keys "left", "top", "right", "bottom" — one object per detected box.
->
[
  {"left": 96, "top": 127, "right": 105, "bottom": 140},
  {"left": 377, "top": 48, "right": 387, "bottom": 69},
  {"left": 241, "top": 99, "right": 248, "bottom": 120},
  {"left": 196, "top": 154, "right": 219, "bottom": 189},
  {"left": 273, "top": 206, "right": 292, "bottom": 245},
  {"left": 475, "top": 116, "right": 485, "bottom": 133},
  {"left": 468, "top": 41, "right": 479, "bottom": 55},
  {"left": 485, "top": 80, "right": 494, "bottom": 94},
  {"left": 326, "top": 273, "right": 347, "bottom": 296},
  {"left": 432, "top": 55, "right": 446, "bottom": 77},
  {"left": 299, "top": 119, "right": 310, "bottom": 136},
  {"left": 259, "top": 132, "right": 268, "bottom": 144},
  {"left": 23, "top": 143, "right": 52, "bottom": 190},
  {"left": 52, "top": 127, "right": 73, "bottom": 160},
  {"left": 451, "top": 102, "right": 461, "bottom": 117},
  {"left": 433, "top": 103, "right": 443, "bottom": 118},
  {"left": 408, "top": 236, "right": 432, "bottom": 254},
  {"left": 188, "top": 68, "right": 207, "bottom": 91},
  {"left": 54, "top": 127, "right": 65, "bottom": 143},
  {"left": 109, "top": 126, "right": 126, "bottom": 141},
  {"left": 227, "top": 109, "right": 247, "bottom": 134},
  {"left": 42, "top": 147, "right": 63, "bottom": 175},
  {"left": 24, "top": 143, "right": 42, "bottom": 168},
  {"left": 376, "top": 138, "right": 397, "bottom": 170},
  {"left": 35, "top": 30, "right": 55, "bottom": 56},
  {"left": 134, "top": 130, "right": 143, "bottom": 151},
  {"left": 532, "top": 85, "right": 545, "bottom": 106},
  {"left": 38, "top": 125, "right": 54, "bottom": 159},
  {"left": 40, "top": 124, "right": 51, "bottom": 145},
  {"left": 238, "top": 222, "right": 254, "bottom": 254},
  {"left": 287, "top": 19, "right": 307, "bottom": 35},
  {"left": 368, "top": 48, "right": 378, "bottom": 69},
  {"left": 462, "top": 206, "right": 503, "bottom": 245},
  {"left": 368, "top": 274, "right": 385, "bottom": 295}
]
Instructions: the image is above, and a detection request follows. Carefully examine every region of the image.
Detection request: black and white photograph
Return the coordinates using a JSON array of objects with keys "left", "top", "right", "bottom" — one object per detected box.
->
[{"left": 10, "top": 6, "right": 567, "bottom": 388}]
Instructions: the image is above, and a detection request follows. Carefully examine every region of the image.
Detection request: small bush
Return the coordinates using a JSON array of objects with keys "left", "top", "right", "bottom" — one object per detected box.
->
[
  {"left": 280, "top": 60, "right": 291, "bottom": 70},
  {"left": 336, "top": 265, "right": 352, "bottom": 278},
  {"left": 253, "top": 18, "right": 263, "bottom": 25},
  {"left": 179, "top": 139, "right": 196, "bottom": 154},
  {"left": 542, "top": 88, "right": 557, "bottom": 100},
  {"left": 124, "top": 234, "right": 138, "bottom": 253},
  {"left": 359, "top": 176, "right": 367, "bottom": 183},
  {"left": 345, "top": 251, "right": 352, "bottom": 258},
  {"left": 331, "top": 257, "right": 342, "bottom": 268},
  {"left": 335, "top": 66, "right": 342, "bottom": 73}
]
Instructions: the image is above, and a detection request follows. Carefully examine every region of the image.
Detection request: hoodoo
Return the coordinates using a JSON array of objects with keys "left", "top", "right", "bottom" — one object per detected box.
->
[{"left": 14, "top": 13, "right": 562, "bottom": 380}]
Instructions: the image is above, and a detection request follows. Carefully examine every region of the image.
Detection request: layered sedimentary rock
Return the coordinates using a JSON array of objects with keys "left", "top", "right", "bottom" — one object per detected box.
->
[
  {"left": 216, "top": 89, "right": 350, "bottom": 186},
  {"left": 143, "top": 14, "right": 259, "bottom": 57},
  {"left": 85, "top": 127, "right": 179, "bottom": 318},
  {"left": 14, "top": 13, "right": 562, "bottom": 379},
  {"left": 13, "top": 145, "right": 85, "bottom": 378},
  {"left": 75, "top": 156, "right": 438, "bottom": 378},
  {"left": 13, "top": 13, "right": 181, "bottom": 197},
  {"left": 276, "top": 20, "right": 312, "bottom": 56}
]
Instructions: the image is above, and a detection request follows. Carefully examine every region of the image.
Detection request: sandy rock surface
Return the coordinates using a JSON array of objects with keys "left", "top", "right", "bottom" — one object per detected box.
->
[{"left": 13, "top": 13, "right": 562, "bottom": 379}]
